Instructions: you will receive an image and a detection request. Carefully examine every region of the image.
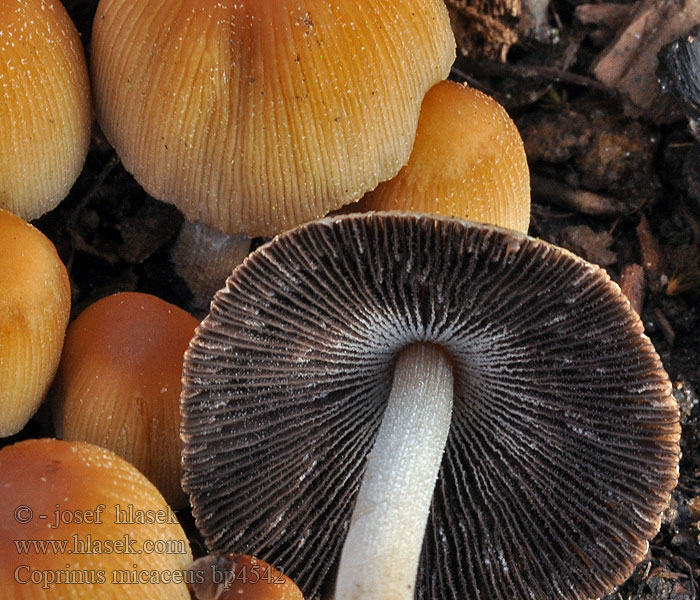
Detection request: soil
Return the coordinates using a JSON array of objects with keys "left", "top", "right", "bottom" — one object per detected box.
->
[{"left": 5, "top": 1, "right": 700, "bottom": 598}]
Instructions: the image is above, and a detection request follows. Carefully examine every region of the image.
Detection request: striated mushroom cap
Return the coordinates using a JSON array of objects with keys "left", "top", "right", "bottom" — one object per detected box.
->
[
  {"left": 0, "top": 209, "right": 70, "bottom": 437},
  {"left": 0, "top": 438, "right": 192, "bottom": 599},
  {"left": 0, "top": 0, "right": 92, "bottom": 220},
  {"left": 90, "top": 0, "right": 455, "bottom": 237},
  {"left": 351, "top": 81, "right": 531, "bottom": 233},
  {"left": 50, "top": 292, "right": 199, "bottom": 508},
  {"left": 181, "top": 213, "right": 680, "bottom": 600}
]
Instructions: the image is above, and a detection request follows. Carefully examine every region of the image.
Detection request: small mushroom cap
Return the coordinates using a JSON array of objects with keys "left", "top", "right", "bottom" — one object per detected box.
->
[
  {"left": 182, "top": 213, "right": 680, "bottom": 600},
  {"left": 188, "top": 554, "right": 304, "bottom": 600},
  {"left": 91, "top": 0, "right": 455, "bottom": 236},
  {"left": 0, "top": 0, "right": 92, "bottom": 220},
  {"left": 0, "top": 209, "right": 70, "bottom": 437},
  {"left": 50, "top": 292, "right": 199, "bottom": 508},
  {"left": 350, "top": 81, "right": 531, "bottom": 233},
  {"left": 0, "top": 438, "right": 192, "bottom": 599}
]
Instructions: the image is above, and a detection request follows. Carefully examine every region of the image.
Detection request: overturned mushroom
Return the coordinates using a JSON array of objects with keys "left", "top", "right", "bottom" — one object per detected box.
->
[{"left": 181, "top": 213, "right": 680, "bottom": 600}]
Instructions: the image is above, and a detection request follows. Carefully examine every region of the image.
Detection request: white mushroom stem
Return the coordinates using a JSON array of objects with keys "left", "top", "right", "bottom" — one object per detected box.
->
[
  {"left": 172, "top": 220, "right": 251, "bottom": 311},
  {"left": 334, "top": 342, "right": 454, "bottom": 600}
]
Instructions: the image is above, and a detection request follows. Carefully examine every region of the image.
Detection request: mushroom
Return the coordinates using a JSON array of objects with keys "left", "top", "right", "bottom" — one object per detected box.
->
[
  {"left": 0, "top": 438, "right": 192, "bottom": 599},
  {"left": 349, "top": 80, "right": 531, "bottom": 234},
  {"left": 0, "top": 0, "right": 92, "bottom": 220},
  {"left": 89, "top": 0, "right": 455, "bottom": 237},
  {"left": 181, "top": 213, "right": 680, "bottom": 600},
  {"left": 171, "top": 221, "right": 251, "bottom": 312},
  {"left": 188, "top": 553, "right": 304, "bottom": 600},
  {"left": 50, "top": 291, "right": 199, "bottom": 508},
  {"left": 0, "top": 208, "right": 70, "bottom": 437}
]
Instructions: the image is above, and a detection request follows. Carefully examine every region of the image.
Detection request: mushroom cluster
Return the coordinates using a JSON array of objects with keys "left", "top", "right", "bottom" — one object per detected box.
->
[
  {"left": 0, "top": 3, "right": 685, "bottom": 600},
  {"left": 182, "top": 212, "right": 680, "bottom": 600}
]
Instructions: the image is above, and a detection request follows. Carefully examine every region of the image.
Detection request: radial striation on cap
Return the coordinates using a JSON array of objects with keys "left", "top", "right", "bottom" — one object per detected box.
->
[
  {"left": 50, "top": 292, "right": 199, "bottom": 508},
  {"left": 353, "top": 81, "right": 531, "bottom": 234},
  {"left": 0, "top": 209, "right": 70, "bottom": 437},
  {"left": 91, "top": 0, "right": 456, "bottom": 237},
  {"left": 181, "top": 213, "right": 680, "bottom": 600},
  {"left": 0, "top": 0, "right": 92, "bottom": 220}
]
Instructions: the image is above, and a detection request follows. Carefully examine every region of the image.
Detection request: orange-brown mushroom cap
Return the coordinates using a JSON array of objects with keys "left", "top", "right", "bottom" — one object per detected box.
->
[
  {"left": 351, "top": 80, "right": 531, "bottom": 233},
  {"left": 0, "top": 209, "right": 70, "bottom": 437},
  {"left": 90, "top": 0, "right": 455, "bottom": 237},
  {"left": 0, "top": 0, "right": 92, "bottom": 220},
  {"left": 0, "top": 438, "right": 192, "bottom": 599},
  {"left": 188, "top": 554, "right": 304, "bottom": 600},
  {"left": 50, "top": 292, "right": 199, "bottom": 508}
]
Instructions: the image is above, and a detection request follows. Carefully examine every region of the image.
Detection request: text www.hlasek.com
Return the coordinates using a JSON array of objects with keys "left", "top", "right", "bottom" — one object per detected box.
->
[
  {"left": 14, "top": 534, "right": 187, "bottom": 556},
  {"left": 14, "top": 535, "right": 190, "bottom": 589}
]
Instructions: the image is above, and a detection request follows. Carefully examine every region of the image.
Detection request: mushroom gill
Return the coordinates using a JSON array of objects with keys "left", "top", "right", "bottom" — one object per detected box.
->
[{"left": 181, "top": 213, "right": 680, "bottom": 600}]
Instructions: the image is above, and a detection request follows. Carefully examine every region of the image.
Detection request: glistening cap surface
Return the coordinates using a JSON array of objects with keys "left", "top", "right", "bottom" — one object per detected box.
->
[
  {"left": 352, "top": 81, "right": 531, "bottom": 234},
  {"left": 0, "top": 0, "right": 91, "bottom": 219},
  {"left": 91, "top": 0, "right": 455, "bottom": 236},
  {"left": 182, "top": 213, "right": 680, "bottom": 600}
]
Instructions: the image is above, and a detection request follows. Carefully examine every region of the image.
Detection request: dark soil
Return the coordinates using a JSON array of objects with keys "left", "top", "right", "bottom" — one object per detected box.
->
[{"left": 9, "top": 1, "right": 700, "bottom": 598}]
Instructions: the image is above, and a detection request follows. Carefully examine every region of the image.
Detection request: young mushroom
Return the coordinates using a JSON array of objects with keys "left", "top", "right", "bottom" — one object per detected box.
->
[
  {"left": 349, "top": 80, "right": 531, "bottom": 234},
  {"left": 0, "top": 438, "right": 192, "bottom": 599},
  {"left": 0, "top": 209, "right": 70, "bottom": 437},
  {"left": 188, "top": 553, "right": 304, "bottom": 600},
  {"left": 50, "top": 292, "right": 199, "bottom": 508},
  {"left": 182, "top": 213, "right": 680, "bottom": 600},
  {"left": 0, "top": 0, "right": 92, "bottom": 220},
  {"left": 90, "top": 0, "right": 455, "bottom": 237}
]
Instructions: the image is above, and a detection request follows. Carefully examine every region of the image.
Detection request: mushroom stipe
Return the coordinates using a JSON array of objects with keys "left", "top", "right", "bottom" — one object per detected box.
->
[{"left": 181, "top": 212, "right": 680, "bottom": 600}]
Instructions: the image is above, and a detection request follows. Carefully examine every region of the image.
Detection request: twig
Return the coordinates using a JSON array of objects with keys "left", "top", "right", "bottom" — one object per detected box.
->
[
  {"left": 68, "top": 153, "right": 119, "bottom": 229},
  {"left": 455, "top": 58, "right": 617, "bottom": 93},
  {"left": 677, "top": 556, "right": 698, "bottom": 597},
  {"left": 654, "top": 307, "right": 675, "bottom": 346},
  {"left": 636, "top": 214, "right": 666, "bottom": 292},
  {"left": 679, "top": 203, "right": 700, "bottom": 243},
  {"left": 619, "top": 264, "right": 645, "bottom": 315},
  {"left": 449, "top": 66, "right": 499, "bottom": 98},
  {"left": 531, "top": 174, "right": 627, "bottom": 216}
]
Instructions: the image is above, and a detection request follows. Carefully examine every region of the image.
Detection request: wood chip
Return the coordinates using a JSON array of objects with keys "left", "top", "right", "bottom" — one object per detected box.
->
[
  {"left": 636, "top": 214, "right": 666, "bottom": 292},
  {"left": 619, "top": 263, "right": 646, "bottom": 315},
  {"left": 531, "top": 174, "right": 627, "bottom": 216},
  {"left": 591, "top": 0, "right": 700, "bottom": 122}
]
